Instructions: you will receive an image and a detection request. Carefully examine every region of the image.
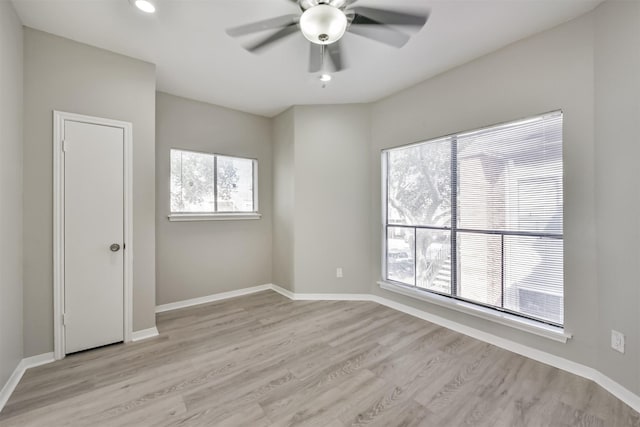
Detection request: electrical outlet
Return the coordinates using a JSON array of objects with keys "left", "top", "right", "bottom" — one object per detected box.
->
[
  {"left": 611, "top": 330, "right": 625, "bottom": 353},
  {"left": 336, "top": 267, "right": 343, "bottom": 278}
]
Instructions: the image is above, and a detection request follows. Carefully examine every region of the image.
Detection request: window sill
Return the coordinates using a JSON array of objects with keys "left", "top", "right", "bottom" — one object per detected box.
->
[
  {"left": 377, "top": 280, "right": 571, "bottom": 343},
  {"left": 168, "top": 213, "right": 262, "bottom": 222}
]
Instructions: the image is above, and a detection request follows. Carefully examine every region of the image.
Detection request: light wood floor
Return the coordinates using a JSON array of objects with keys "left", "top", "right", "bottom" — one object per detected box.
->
[{"left": 1, "top": 291, "right": 639, "bottom": 426}]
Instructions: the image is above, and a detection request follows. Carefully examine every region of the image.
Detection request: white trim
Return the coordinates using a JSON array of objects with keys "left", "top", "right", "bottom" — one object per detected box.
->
[
  {"left": 53, "top": 111, "right": 134, "bottom": 361},
  {"left": 3, "top": 291, "right": 635, "bottom": 417},
  {"left": 155, "top": 284, "right": 272, "bottom": 313},
  {"left": 0, "top": 362, "right": 24, "bottom": 412},
  {"left": 378, "top": 280, "right": 570, "bottom": 343},
  {"left": 380, "top": 151, "right": 389, "bottom": 281},
  {"left": 269, "top": 285, "right": 369, "bottom": 302},
  {"left": 168, "top": 149, "right": 260, "bottom": 217},
  {"left": 366, "top": 292, "right": 640, "bottom": 413},
  {"left": 593, "top": 371, "right": 640, "bottom": 414},
  {"left": 131, "top": 327, "right": 159, "bottom": 342},
  {"left": 152, "top": 284, "right": 640, "bottom": 414},
  {"left": 0, "top": 353, "right": 55, "bottom": 412},
  {"left": 290, "top": 293, "right": 370, "bottom": 301},
  {"left": 269, "top": 284, "right": 296, "bottom": 300},
  {"left": 168, "top": 212, "right": 261, "bottom": 222},
  {"left": 254, "top": 160, "right": 259, "bottom": 213},
  {"left": 123, "top": 120, "right": 134, "bottom": 344},
  {"left": 53, "top": 111, "right": 64, "bottom": 361},
  {"left": 21, "top": 353, "right": 55, "bottom": 369}
]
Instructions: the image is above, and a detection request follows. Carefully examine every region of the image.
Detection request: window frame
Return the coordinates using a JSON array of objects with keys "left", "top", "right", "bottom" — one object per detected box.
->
[
  {"left": 168, "top": 148, "right": 261, "bottom": 221},
  {"left": 380, "top": 111, "right": 569, "bottom": 341}
]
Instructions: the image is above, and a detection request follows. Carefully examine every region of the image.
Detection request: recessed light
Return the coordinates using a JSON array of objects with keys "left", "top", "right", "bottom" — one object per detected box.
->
[
  {"left": 319, "top": 74, "right": 332, "bottom": 82},
  {"left": 130, "top": 0, "right": 156, "bottom": 13}
]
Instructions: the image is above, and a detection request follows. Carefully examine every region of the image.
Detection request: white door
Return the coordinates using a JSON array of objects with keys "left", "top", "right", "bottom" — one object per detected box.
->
[{"left": 64, "top": 120, "right": 124, "bottom": 354}]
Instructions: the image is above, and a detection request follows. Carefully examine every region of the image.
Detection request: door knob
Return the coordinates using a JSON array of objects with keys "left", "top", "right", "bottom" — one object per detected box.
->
[{"left": 110, "top": 243, "right": 121, "bottom": 252}]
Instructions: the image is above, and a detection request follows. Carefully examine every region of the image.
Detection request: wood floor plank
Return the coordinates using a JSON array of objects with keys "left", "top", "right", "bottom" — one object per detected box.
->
[{"left": 1, "top": 290, "right": 638, "bottom": 426}]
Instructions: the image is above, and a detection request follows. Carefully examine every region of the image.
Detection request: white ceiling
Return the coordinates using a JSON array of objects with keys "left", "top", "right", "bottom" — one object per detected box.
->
[{"left": 12, "top": 0, "right": 602, "bottom": 117}]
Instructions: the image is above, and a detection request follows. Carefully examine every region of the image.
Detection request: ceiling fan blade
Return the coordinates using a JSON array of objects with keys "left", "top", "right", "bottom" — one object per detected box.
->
[
  {"left": 348, "top": 16, "right": 410, "bottom": 48},
  {"left": 309, "top": 43, "right": 323, "bottom": 73},
  {"left": 327, "top": 41, "right": 344, "bottom": 72},
  {"left": 226, "top": 15, "right": 299, "bottom": 37},
  {"left": 246, "top": 24, "right": 300, "bottom": 53},
  {"left": 350, "top": 7, "right": 428, "bottom": 27},
  {"left": 329, "top": 0, "right": 358, "bottom": 7}
]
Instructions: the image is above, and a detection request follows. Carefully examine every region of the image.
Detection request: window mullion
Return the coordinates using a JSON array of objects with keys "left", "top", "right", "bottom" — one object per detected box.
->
[
  {"left": 213, "top": 155, "right": 218, "bottom": 213},
  {"left": 501, "top": 234, "right": 505, "bottom": 309},
  {"left": 413, "top": 227, "right": 417, "bottom": 287},
  {"left": 451, "top": 136, "right": 458, "bottom": 297},
  {"left": 180, "top": 151, "right": 185, "bottom": 211}
]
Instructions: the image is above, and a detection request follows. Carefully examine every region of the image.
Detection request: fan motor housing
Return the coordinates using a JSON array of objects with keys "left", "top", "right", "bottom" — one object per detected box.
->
[{"left": 299, "top": 0, "right": 348, "bottom": 11}]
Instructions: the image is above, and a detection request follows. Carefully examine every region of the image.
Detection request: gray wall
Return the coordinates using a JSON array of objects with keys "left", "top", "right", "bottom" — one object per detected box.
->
[
  {"left": 594, "top": 0, "right": 640, "bottom": 394},
  {"left": 9, "top": 0, "right": 640, "bottom": 399},
  {"left": 23, "top": 29, "right": 157, "bottom": 356},
  {"left": 366, "top": 2, "right": 640, "bottom": 394},
  {"left": 0, "top": 0, "right": 23, "bottom": 387},
  {"left": 272, "top": 108, "right": 295, "bottom": 291},
  {"left": 370, "top": 12, "right": 600, "bottom": 372},
  {"left": 155, "top": 92, "right": 272, "bottom": 305},
  {"left": 293, "top": 105, "right": 372, "bottom": 294},
  {"left": 271, "top": 105, "right": 372, "bottom": 294}
]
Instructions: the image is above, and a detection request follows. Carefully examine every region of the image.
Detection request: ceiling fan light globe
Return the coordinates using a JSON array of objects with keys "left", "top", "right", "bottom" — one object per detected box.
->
[{"left": 300, "top": 5, "right": 347, "bottom": 45}]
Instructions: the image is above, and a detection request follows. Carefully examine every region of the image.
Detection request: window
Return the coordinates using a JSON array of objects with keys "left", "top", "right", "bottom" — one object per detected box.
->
[
  {"left": 383, "top": 111, "right": 563, "bottom": 326},
  {"left": 170, "top": 149, "right": 258, "bottom": 218}
]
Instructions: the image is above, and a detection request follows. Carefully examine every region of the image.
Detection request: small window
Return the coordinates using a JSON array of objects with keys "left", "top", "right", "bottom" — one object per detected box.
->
[{"left": 170, "top": 149, "right": 258, "bottom": 215}]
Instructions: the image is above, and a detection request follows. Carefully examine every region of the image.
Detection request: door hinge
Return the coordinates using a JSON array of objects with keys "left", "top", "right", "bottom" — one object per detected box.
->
[
  {"left": 62, "top": 140, "right": 68, "bottom": 152},
  {"left": 63, "top": 313, "right": 69, "bottom": 326}
]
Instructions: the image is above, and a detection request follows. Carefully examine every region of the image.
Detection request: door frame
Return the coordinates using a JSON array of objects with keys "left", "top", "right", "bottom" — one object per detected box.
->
[{"left": 53, "top": 111, "right": 134, "bottom": 360}]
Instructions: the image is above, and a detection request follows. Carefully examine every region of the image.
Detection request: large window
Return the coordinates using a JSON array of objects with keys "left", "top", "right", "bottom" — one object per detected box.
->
[
  {"left": 170, "top": 149, "right": 258, "bottom": 214},
  {"left": 383, "top": 111, "right": 563, "bottom": 326}
]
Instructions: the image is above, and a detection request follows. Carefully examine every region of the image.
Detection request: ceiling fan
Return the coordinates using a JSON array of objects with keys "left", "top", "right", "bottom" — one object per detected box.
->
[{"left": 226, "top": 0, "right": 429, "bottom": 74}]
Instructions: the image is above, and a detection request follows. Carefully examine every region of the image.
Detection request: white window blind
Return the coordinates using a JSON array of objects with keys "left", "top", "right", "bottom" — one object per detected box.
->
[{"left": 384, "top": 111, "right": 564, "bottom": 326}]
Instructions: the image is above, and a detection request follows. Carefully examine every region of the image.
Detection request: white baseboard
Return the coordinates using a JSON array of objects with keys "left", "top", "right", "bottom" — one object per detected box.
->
[
  {"left": 269, "top": 284, "right": 295, "bottom": 300},
  {"left": 0, "top": 352, "right": 55, "bottom": 413},
  {"left": 0, "top": 360, "right": 23, "bottom": 412},
  {"left": 22, "top": 352, "right": 55, "bottom": 369},
  {"left": 591, "top": 369, "right": 640, "bottom": 414},
  {"left": 155, "top": 284, "right": 272, "bottom": 313},
  {"left": 3, "top": 286, "right": 637, "bottom": 415},
  {"left": 150, "top": 283, "right": 636, "bottom": 414},
  {"left": 367, "top": 294, "right": 640, "bottom": 412},
  {"left": 270, "top": 284, "right": 640, "bottom": 414},
  {"left": 270, "top": 284, "right": 369, "bottom": 302},
  {"left": 131, "top": 327, "right": 159, "bottom": 342}
]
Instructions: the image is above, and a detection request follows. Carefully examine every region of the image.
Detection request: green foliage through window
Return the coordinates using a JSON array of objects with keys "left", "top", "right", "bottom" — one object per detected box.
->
[{"left": 171, "top": 149, "right": 256, "bottom": 214}]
